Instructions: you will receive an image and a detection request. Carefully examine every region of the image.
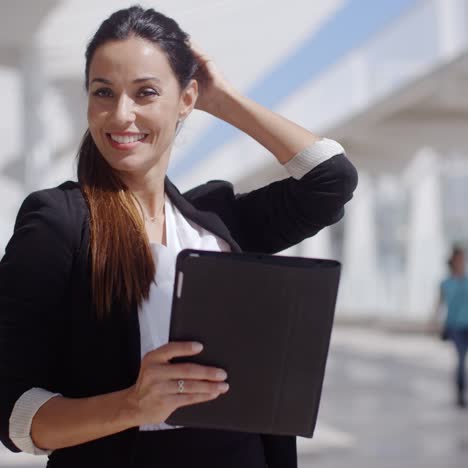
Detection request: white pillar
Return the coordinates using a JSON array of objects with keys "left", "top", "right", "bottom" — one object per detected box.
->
[
  {"left": 338, "top": 172, "right": 381, "bottom": 317},
  {"left": 434, "top": 0, "right": 467, "bottom": 58},
  {"left": 300, "top": 228, "right": 333, "bottom": 259},
  {"left": 20, "top": 43, "right": 51, "bottom": 193},
  {"left": 404, "top": 148, "right": 446, "bottom": 320},
  {"left": 374, "top": 174, "right": 406, "bottom": 317}
]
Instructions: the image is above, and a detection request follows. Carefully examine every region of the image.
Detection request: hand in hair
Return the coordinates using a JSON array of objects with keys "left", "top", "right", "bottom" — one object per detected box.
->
[{"left": 187, "top": 39, "right": 238, "bottom": 114}]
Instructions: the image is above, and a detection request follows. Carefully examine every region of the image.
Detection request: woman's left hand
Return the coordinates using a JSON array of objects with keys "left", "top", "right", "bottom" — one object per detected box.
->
[{"left": 187, "top": 39, "right": 238, "bottom": 115}]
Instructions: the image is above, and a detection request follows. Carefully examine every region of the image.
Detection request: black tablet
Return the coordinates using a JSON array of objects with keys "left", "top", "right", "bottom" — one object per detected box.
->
[{"left": 166, "top": 249, "right": 340, "bottom": 437}]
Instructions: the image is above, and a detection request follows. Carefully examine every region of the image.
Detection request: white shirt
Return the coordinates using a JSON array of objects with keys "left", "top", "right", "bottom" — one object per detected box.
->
[
  {"left": 8, "top": 138, "right": 344, "bottom": 455},
  {"left": 138, "top": 191, "right": 231, "bottom": 431}
]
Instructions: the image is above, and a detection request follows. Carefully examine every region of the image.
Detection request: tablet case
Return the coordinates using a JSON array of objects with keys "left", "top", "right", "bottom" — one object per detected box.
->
[{"left": 166, "top": 249, "right": 340, "bottom": 437}]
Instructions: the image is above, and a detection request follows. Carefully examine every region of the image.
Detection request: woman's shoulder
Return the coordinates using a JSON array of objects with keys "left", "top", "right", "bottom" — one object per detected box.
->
[
  {"left": 16, "top": 180, "right": 87, "bottom": 233},
  {"left": 24, "top": 180, "right": 84, "bottom": 207},
  {"left": 182, "top": 179, "right": 235, "bottom": 211},
  {"left": 183, "top": 179, "right": 233, "bottom": 199},
  {"left": 29, "top": 179, "right": 81, "bottom": 197}
]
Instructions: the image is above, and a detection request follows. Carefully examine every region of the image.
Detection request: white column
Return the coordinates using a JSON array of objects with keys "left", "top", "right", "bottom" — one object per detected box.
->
[
  {"left": 434, "top": 0, "right": 467, "bottom": 58},
  {"left": 300, "top": 227, "right": 333, "bottom": 259},
  {"left": 338, "top": 172, "right": 381, "bottom": 317},
  {"left": 374, "top": 174, "right": 406, "bottom": 317},
  {"left": 20, "top": 43, "right": 51, "bottom": 193},
  {"left": 404, "top": 148, "right": 446, "bottom": 320}
]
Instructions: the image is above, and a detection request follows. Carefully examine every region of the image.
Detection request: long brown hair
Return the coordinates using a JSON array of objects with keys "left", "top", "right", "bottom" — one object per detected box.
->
[
  {"left": 77, "top": 131, "right": 155, "bottom": 319},
  {"left": 78, "top": 6, "right": 198, "bottom": 319}
]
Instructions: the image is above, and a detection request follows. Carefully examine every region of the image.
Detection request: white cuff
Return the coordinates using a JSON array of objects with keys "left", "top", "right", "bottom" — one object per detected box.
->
[
  {"left": 9, "top": 387, "right": 62, "bottom": 455},
  {"left": 283, "top": 138, "right": 346, "bottom": 180}
]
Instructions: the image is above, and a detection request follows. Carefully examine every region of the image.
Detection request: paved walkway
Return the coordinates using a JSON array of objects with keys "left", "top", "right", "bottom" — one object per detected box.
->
[
  {"left": 1, "top": 327, "right": 467, "bottom": 467},
  {"left": 298, "top": 327, "right": 468, "bottom": 468}
]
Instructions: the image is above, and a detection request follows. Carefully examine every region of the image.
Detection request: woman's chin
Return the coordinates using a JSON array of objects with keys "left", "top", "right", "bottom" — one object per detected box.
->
[{"left": 103, "top": 152, "right": 146, "bottom": 171}]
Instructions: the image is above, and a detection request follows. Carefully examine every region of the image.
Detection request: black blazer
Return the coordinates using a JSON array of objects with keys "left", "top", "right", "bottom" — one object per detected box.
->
[{"left": 0, "top": 153, "right": 357, "bottom": 467}]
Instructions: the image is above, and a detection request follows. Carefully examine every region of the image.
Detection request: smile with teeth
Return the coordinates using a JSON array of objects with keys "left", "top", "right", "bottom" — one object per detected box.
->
[{"left": 108, "top": 133, "right": 148, "bottom": 144}]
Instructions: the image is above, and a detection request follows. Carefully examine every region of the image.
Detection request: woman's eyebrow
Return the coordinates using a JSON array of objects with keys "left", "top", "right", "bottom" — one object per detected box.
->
[
  {"left": 90, "top": 77, "right": 112, "bottom": 85},
  {"left": 90, "top": 76, "right": 162, "bottom": 85},
  {"left": 133, "top": 76, "right": 162, "bottom": 83}
]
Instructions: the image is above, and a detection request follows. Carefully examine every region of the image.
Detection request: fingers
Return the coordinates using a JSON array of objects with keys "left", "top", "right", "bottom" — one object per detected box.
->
[
  {"left": 164, "top": 379, "right": 229, "bottom": 396},
  {"left": 145, "top": 342, "right": 203, "bottom": 364},
  {"left": 186, "top": 39, "right": 213, "bottom": 67},
  {"left": 162, "top": 362, "right": 228, "bottom": 382},
  {"left": 143, "top": 343, "right": 228, "bottom": 383},
  {"left": 131, "top": 343, "right": 230, "bottom": 427}
]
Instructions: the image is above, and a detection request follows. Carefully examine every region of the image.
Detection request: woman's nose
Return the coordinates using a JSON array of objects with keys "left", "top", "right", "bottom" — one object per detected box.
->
[{"left": 112, "top": 94, "right": 136, "bottom": 125}]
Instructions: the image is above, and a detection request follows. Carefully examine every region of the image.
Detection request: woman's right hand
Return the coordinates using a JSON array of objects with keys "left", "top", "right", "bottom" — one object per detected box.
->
[{"left": 122, "top": 342, "right": 229, "bottom": 427}]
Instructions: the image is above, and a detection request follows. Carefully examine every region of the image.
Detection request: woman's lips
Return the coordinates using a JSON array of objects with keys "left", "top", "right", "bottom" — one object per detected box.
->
[{"left": 106, "top": 133, "right": 148, "bottom": 150}]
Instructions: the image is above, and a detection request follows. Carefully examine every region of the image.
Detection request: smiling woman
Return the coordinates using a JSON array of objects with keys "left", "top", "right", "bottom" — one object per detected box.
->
[
  {"left": 78, "top": 13, "right": 201, "bottom": 320},
  {"left": 0, "top": 5, "right": 358, "bottom": 468},
  {"left": 86, "top": 37, "right": 195, "bottom": 175}
]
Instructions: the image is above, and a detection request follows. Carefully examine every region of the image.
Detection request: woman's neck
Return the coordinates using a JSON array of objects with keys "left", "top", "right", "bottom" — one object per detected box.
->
[{"left": 119, "top": 163, "right": 168, "bottom": 218}]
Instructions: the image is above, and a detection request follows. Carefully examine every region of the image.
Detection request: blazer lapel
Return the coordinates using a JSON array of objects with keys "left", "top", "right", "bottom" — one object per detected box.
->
[{"left": 164, "top": 176, "right": 242, "bottom": 253}]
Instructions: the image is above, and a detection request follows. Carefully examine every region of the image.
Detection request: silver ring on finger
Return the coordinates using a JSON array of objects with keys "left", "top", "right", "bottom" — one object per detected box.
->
[{"left": 177, "top": 379, "right": 185, "bottom": 394}]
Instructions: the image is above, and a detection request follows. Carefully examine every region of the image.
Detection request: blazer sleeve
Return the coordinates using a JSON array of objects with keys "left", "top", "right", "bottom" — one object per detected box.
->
[
  {"left": 190, "top": 151, "right": 358, "bottom": 255},
  {"left": 236, "top": 152, "right": 357, "bottom": 253},
  {"left": 0, "top": 189, "right": 77, "bottom": 452}
]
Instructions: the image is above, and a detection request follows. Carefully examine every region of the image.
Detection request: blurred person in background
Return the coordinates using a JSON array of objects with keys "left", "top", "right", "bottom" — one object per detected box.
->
[
  {"left": 0, "top": 5, "right": 357, "bottom": 468},
  {"left": 434, "top": 246, "right": 468, "bottom": 408}
]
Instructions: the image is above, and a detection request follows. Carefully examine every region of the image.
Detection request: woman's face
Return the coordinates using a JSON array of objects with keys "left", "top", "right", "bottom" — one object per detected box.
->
[{"left": 87, "top": 36, "right": 196, "bottom": 175}]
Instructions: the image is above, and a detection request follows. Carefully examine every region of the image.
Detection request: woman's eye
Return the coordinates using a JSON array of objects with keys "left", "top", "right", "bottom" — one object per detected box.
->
[
  {"left": 138, "top": 88, "right": 159, "bottom": 97},
  {"left": 90, "top": 87, "right": 159, "bottom": 99},
  {"left": 92, "top": 88, "right": 113, "bottom": 98}
]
